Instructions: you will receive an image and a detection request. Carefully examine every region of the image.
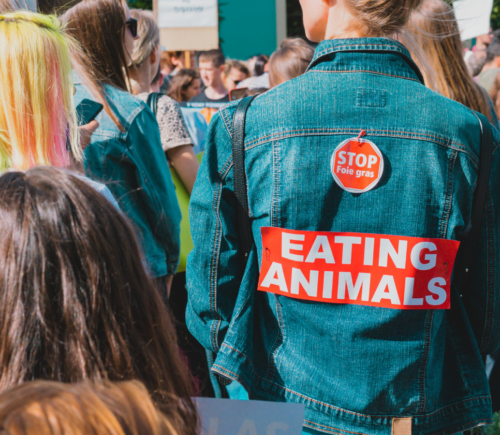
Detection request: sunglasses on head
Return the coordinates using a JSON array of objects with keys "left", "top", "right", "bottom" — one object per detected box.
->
[{"left": 125, "top": 18, "right": 138, "bottom": 38}]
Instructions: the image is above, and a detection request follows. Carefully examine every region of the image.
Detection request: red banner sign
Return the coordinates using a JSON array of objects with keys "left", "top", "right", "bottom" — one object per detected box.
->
[{"left": 258, "top": 228, "right": 460, "bottom": 310}]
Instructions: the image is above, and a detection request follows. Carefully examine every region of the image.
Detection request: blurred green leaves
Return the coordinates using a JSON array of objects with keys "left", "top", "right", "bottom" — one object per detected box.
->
[{"left": 127, "top": 0, "right": 152, "bottom": 10}]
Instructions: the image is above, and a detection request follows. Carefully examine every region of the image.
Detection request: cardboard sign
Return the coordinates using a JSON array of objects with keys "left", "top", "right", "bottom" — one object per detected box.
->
[
  {"left": 258, "top": 227, "right": 460, "bottom": 310},
  {"left": 194, "top": 398, "right": 305, "bottom": 435},
  {"left": 159, "top": 0, "right": 217, "bottom": 28},
  {"left": 331, "top": 138, "right": 384, "bottom": 193}
]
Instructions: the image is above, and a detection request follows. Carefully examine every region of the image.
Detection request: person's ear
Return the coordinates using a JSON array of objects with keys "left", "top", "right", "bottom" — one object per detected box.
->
[
  {"left": 495, "top": 56, "right": 500, "bottom": 68},
  {"left": 151, "top": 46, "right": 158, "bottom": 65},
  {"left": 219, "top": 64, "right": 226, "bottom": 74}
]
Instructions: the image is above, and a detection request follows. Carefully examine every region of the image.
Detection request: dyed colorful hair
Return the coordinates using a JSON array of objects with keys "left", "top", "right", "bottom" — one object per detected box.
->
[{"left": 0, "top": 12, "right": 80, "bottom": 171}]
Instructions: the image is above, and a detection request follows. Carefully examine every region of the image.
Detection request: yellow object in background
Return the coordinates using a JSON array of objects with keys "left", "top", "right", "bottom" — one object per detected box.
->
[{"left": 171, "top": 152, "right": 203, "bottom": 273}]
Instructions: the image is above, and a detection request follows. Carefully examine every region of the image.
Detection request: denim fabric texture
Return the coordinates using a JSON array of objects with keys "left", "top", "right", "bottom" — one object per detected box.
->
[
  {"left": 186, "top": 38, "right": 500, "bottom": 435},
  {"left": 74, "top": 81, "right": 181, "bottom": 277}
]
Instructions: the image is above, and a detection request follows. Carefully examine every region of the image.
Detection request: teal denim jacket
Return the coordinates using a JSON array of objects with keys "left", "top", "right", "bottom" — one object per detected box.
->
[
  {"left": 186, "top": 38, "right": 500, "bottom": 434},
  {"left": 74, "top": 81, "right": 181, "bottom": 277}
]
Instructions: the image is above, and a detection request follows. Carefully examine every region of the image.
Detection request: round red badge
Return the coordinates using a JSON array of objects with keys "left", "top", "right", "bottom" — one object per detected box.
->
[{"left": 330, "top": 137, "right": 384, "bottom": 193}]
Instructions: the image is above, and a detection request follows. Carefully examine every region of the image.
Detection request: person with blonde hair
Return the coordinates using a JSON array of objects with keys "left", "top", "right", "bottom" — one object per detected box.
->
[
  {"left": 128, "top": 8, "right": 199, "bottom": 194},
  {"left": 0, "top": 11, "right": 80, "bottom": 170},
  {"left": 405, "top": 0, "right": 496, "bottom": 124},
  {"left": 0, "top": 381, "right": 184, "bottom": 435},
  {"left": 187, "top": 0, "right": 500, "bottom": 433},
  {"left": 0, "top": 10, "right": 120, "bottom": 207}
]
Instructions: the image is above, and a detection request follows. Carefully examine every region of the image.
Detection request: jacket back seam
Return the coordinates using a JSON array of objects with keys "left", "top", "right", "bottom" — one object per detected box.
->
[
  {"left": 209, "top": 181, "right": 224, "bottom": 351},
  {"left": 439, "top": 150, "right": 459, "bottom": 239},
  {"left": 417, "top": 310, "right": 435, "bottom": 413}
]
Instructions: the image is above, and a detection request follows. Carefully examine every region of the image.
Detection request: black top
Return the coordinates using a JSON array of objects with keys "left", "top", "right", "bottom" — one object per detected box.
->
[{"left": 190, "top": 90, "right": 230, "bottom": 104}]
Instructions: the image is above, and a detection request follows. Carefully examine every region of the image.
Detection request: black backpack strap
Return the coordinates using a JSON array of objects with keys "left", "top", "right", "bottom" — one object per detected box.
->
[
  {"left": 146, "top": 92, "right": 161, "bottom": 117},
  {"left": 231, "top": 95, "right": 258, "bottom": 263},
  {"left": 453, "top": 113, "right": 494, "bottom": 293}
]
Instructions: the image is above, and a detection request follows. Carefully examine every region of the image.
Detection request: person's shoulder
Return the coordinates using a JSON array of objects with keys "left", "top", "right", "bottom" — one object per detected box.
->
[
  {"left": 104, "top": 85, "right": 149, "bottom": 112},
  {"left": 416, "top": 86, "right": 490, "bottom": 160},
  {"left": 103, "top": 86, "right": 160, "bottom": 131},
  {"left": 189, "top": 92, "right": 207, "bottom": 103},
  {"left": 158, "top": 94, "right": 181, "bottom": 109}
]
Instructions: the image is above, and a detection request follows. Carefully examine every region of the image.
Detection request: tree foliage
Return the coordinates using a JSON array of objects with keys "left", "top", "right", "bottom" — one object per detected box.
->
[
  {"left": 127, "top": 0, "right": 152, "bottom": 10},
  {"left": 493, "top": 3, "right": 500, "bottom": 30}
]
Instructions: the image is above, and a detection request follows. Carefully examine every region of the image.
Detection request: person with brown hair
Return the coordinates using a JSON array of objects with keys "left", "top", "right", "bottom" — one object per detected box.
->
[
  {"left": 268, "top": 38, "right": 315, "bottom": 87},
  {"left": 167, "top": 68, "right": 202, "bottom": 103},
  {"left": 224, "top": 60, "right": 250, "bottom": 91},
  {"left": 187, "top": 0, "right": 500, "bottom": 433},
  {"left": 167, "top": 69, "right": 207, "bottom": 154},
  {"left": 160, "top": 51, "right": 195, "bottom": 94},
  {"left": 0, "top": 167, "right": 197, "bottom": 435},
  {"left": 405, "top": 0, "right": 496, "bottom": 124},
  {"left": 62, "top": 0, "right": 181, "bottom": 294},
  {"left": 190, "top": 49, "right": 229, "bottom": 104},
  {"left": 0, "top": 381, "right": 183, "bottom": 435}
]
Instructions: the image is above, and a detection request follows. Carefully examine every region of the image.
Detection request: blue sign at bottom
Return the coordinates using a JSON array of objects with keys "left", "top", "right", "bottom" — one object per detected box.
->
[{"left": 194, "top": 397, "right": 305, "bottom": 435}]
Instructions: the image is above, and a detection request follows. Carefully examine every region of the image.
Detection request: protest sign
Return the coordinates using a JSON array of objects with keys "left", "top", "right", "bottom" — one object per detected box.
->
[
  {"left": 156, "top": 0, "right": 218, "bottom": 51},
  {"left": 159, "top": 0, "right": 217, "bottom": 28},
  {"left": 453, "top": 0, "right": 493, "bottom": 41},
  {"left": 194, "top": 397, "right": 305, "bottom": 435}
]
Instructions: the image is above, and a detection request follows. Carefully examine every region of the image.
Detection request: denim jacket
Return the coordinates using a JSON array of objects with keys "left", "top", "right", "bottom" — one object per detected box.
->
[
  {"left": 74, "top": 80, "right": 181, "bottom": 277},
  {"left": 186, "top": 38, "right": 500, "bottom": 435}
]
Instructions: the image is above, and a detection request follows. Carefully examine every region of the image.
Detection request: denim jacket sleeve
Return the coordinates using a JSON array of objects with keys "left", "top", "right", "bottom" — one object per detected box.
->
[
  {"left": 127, "top": 108, "right": 181, "bottom": 276},
  {"left": 186, "top": 110, "right": 242, "bottom": 352},
  {"left": 462, "top": 126, "right": 500, "bottom": 356}
]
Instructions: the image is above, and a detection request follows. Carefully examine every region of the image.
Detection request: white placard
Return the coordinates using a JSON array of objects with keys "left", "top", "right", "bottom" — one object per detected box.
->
[
  {"left": 453, "top": 0, "right": 493, "bottom": 41},
  {"left": 158, "top": 0, "right": 217, "bottom": 28}
]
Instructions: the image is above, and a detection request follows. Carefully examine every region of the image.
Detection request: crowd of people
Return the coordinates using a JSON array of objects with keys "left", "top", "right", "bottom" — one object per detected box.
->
[{"left": 0, "top": 0, "right": 499, "bottom": 433}]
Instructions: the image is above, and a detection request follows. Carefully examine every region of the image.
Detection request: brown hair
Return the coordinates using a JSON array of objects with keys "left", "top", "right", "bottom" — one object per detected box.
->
[
  {"left": 406, "top": 0, "right": 493, "bottom": 122},
  {"left": 62, "top": 0, "right": 132, "bottom": 129},
  {"left": 0, "top": 167, "right": 198, "bottom": 435},
  {"left": 160, "top": 51, "right": 174, "bottom": 72},
  {"left": 225, "top": 59, "right": 250, "bottom": 78},
  {"left": 269, "top": 43, "right": 314, "bottom": 88},
  {"left": 345, "top": 0, "right": 424, "bottom": 36},
  {"left": 167, "top": 68, "right": 200, "bottom": 102},
  {"left": 0, "top": 381, "right": 182, "bottom": 435},
  {"left": 199, "top": 49, "right": 225, "bottom": 67}
]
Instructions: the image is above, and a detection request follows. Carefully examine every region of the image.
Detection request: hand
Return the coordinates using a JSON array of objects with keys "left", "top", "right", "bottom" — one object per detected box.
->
[{"left": 79, "top": 120, "right": 99, "bottom": 151}]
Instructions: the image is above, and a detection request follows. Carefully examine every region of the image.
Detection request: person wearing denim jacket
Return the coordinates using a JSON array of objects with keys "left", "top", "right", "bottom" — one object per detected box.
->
[
  {"left": 186, "top": 1, "right": 500, "bottom": 434},
  {"left": 74, "top": 78, "right": 181, "bottom": 279}
]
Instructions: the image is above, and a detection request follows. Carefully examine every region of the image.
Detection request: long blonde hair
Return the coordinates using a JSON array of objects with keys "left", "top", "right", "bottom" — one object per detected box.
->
[
  {"left": 406, "top": 0, "right": 493, "bottom": 122},
  {"left": 130, "top": 9, "right": 159, "bottom": 67},
  {"left": 0, "top": 11, "right": 80, "bottom": 170}
]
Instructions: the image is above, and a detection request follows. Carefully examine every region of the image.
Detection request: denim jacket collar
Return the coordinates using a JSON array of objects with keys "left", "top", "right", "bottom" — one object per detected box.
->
[{"left": 307, "top": 37, "right": 425, "bottom": 84}]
